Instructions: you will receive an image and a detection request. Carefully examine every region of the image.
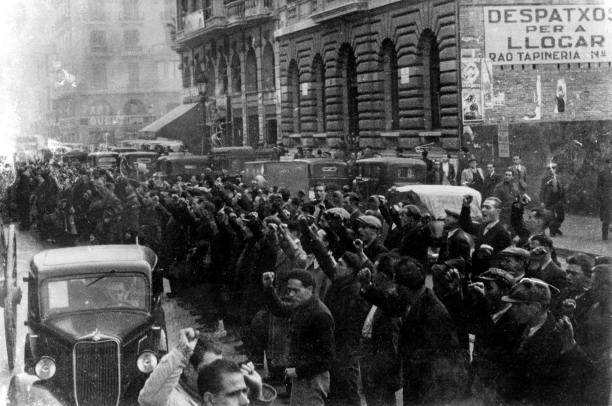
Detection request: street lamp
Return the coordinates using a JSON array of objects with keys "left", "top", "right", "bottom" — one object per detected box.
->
[{"left": 198, "top": 82, "right": 208, "bottom": 155}]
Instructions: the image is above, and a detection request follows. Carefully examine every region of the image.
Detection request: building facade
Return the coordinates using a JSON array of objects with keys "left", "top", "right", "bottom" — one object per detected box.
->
[
  {"left": 458, "top": 0, "right": 612, "bottom": 212},
  {"left": 49, "top": 0, "right": 181, "bottom": 146},
  {"left": 175, "top": 0, "right": 279, "bottom": 152},
  {"left": 174, "top": 0, "right": 461, "bottom": 153}
]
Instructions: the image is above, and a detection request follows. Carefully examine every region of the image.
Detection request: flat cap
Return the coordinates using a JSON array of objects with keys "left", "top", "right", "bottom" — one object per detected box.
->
[
  {"left": 477, "top": 268, "right": 515, "bottom": 289},
  {"left": 357, "top": 215, "right": 382, "bottom": 229},
  {"left": 502, "top": 277, "right": 558, "bottom": 305},
  {"left": 325, "top": 207, "right": 350, "bottom": 220},
  {"left": 444, "top": 208, "right": 460, "bottom": 218},
  {"left": 498, "top": 246, "right": 530, "bottom": 260}
]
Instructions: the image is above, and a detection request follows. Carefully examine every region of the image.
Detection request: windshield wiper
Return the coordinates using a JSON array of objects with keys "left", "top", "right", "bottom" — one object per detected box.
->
[{"left": 86, "top": 269, "right": 116, "bottom": 287}]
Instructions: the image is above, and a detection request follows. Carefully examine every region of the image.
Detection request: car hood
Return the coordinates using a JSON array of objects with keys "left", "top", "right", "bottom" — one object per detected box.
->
[{"left": 46, "top": 311, "right": 150, "bottom": 341}]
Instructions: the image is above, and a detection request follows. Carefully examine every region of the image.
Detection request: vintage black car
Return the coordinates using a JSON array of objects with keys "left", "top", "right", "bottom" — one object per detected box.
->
[{"left": 8, "top": 245, "right": 167, "bottom": 406}]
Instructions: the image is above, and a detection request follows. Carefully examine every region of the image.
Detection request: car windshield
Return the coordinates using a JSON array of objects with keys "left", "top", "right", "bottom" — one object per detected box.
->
[{"left": 40, "top": 274, "right": 149, "bottom": 318}]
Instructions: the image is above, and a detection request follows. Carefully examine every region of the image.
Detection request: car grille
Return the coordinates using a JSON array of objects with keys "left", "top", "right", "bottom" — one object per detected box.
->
[{"left": 73, "top": 340, "right": 120, "bottom": 406}]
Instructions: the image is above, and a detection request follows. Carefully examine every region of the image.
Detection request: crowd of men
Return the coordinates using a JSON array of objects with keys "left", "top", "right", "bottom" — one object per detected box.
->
[{"left": 4, "top": 154, "right": 612, "bottom": 406}]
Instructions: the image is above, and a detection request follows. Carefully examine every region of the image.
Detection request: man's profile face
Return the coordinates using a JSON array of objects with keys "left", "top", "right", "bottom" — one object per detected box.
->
[
  {"left": 286, "top": 278, "right": 312, "bottom": 307},
  {"left": 481, "top": 199, "right": 500, "bottom": 223},
  {"left": 499, "top": 256, "right": 524, "bottom": 279},
  {"left": 484, "top": 281, "right": 503, "bottom": 308},
  {"left": 566, "top": 264, "right": 589, "bottom": 291},
  {"left": 206, "top": 372, "right": 249, "bottom": 406},
  {"left": 314, "top": 187, "right": 325, "bottom": 202}
]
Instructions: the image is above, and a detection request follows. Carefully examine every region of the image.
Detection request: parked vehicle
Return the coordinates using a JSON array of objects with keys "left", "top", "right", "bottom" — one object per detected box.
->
[
  {"left": 353, "top": 157, "right": 427, "bottom": 196},
  {"left": 60, "top": 151, "right": 89, "bottom": 165},
  {"left": 88, "top": 152, "right": 119, "bottom": 171},
  {"left": 155, "top": 153, "right": 210, "bottom": 180},
  {"left": 390, "top": 184, "right": 482, "bottom": 221},
  {"left": 210, "top": 146, "right": 278, "bottom": 176},
  {"left": 243, "top": 159, "right": 350, "bottom": 195},
  {"left": 119, "top": 151, "right": 159, "bottom": 179},
  {"left": 7, "top": 244, "right": 167, "bottom": 406}
]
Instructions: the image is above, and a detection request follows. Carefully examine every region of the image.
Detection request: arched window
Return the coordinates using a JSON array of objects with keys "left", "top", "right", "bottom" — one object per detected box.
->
[
  {"left": 380, "top": 39, "right": 399, "bottom": 130},
  {"left": 338, "top": 43, "right": 358, "bottom": 139},
  {"left": 231, "top": 53, "right": 242, "bottom": 94},
  {"left": 287, "top": 59, "right": 300, "bottom": 133},
  {"left": 312, "top": 54, "right": 325, "bottom": 133},
  {"left": 418, "top": 30, "right": 441, "bottom": 130},
  {"left": 245, "top": 47, "right": 258, "bottom": 93},
  {"left": 218, "top": 55, "right": 228, "bottom": 96},
  {"left": 262, "top": 42, "right": 275, "bottom": 90}
]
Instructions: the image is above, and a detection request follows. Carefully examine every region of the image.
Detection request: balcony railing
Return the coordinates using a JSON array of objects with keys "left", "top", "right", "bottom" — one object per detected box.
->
[{"left": 228, "top": 0, "right": 273, "bottom": 20}]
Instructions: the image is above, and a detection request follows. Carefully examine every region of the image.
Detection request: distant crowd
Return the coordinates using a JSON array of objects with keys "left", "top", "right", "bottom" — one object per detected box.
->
[{"left": 3, "top": 152, "right": 612, "bottom": 406}]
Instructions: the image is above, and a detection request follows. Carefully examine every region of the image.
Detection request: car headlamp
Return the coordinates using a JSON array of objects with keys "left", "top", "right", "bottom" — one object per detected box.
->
[
  {"left": 35, "top": 356, "right": 56, "bottom": 380},
  {"left": 137, "top": 351, "right": 158, "bottom": 373}
]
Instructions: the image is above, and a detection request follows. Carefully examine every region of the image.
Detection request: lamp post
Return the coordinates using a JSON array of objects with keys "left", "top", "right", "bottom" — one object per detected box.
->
[{"left": 198, "top": 82, "right": 208, "bottom": 155}]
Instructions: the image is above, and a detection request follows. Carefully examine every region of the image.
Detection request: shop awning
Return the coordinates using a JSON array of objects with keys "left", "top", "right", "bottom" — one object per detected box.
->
[{"left": 139, "top": 102, "right": 201, "bottom": 134}]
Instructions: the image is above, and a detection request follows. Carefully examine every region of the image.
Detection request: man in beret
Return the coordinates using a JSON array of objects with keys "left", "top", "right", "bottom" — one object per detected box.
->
[
  {"left": 497, "top": 246, "right": 530, "bottom": 282},
  {"left": 438, "top": 208, "right": 473, "bottom": 266},
  {"left": 498, "top": 278, "right": 593, "bottom": 405},
  {"left": 262, "top": 269, "right": 334, "bottom": 406}
]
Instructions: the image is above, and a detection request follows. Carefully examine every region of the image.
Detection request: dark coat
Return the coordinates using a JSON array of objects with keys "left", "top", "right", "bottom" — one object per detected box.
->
[
  {"left": 438, "top": 228, "right": 473, "bottom": 265},
  {"left": 323, "top": 274, "right": 370, "bottom": 352},
  {"left": 398, "top": 224, "right": 429, "bottom": 265},
  {"left": 482, "top": 172, "right": 502, "bottom": 199},
  {"left": 265, "top": 289, "right": 335, "bottom": 379},
  {"left": 459, "top": 205, "right": 511, "bottom": 275},
  {"left": 362, "top": 286, "right": 468, "bottom": 405},
  {"left": 527, "top": 260, "right": 567, "bottom": 292},
  {"left": 597, "top": 168, "right": 612, "bottom": 223},
  {"left": 500, "top": 312, "right": 594, "bottom": 405}
]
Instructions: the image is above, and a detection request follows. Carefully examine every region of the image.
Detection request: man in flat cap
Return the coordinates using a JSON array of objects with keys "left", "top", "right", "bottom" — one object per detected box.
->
[
  {"left": 356, "top": 215, "right": 388, "bottom": 262},
  {"left": 497, "top": 246, "right": 530, "bottom": 283},
  {"left": 526, "top": 236, "right": 566, "bottom": 291},
  {"left": 499, "top": 278, "right": 593, "bottom": 405},
  {"left": 467, "top": 268, "right": 522, "bottom": 402}
]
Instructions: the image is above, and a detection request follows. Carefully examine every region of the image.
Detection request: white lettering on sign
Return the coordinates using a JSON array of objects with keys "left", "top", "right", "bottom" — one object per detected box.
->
[
  {"left": 484, "top": 6, "right": 612, "bottom": 65},
  {"left": 321, "top": 167, "right": 338, "bottom": 172}
]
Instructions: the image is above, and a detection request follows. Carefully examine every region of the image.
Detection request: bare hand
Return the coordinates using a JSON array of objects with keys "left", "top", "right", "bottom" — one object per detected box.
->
[
  {"left": 353, "top": 239, "right": 364, "bottom": 252},
  {"left": 262, "top": 272, "right": 275, "bottom": 288},
  {"left": 241, "top": 362, "right": 263, "bottom": 399},
  {"left": 561, "top": 299, "right": 577, "bottom": 317},
  {"left": 555, "top": 316, "right": 576, "bottom": 353},
  {"left": 463, "top": 195, "right": 473, "bottom": 206},
  {"left": 357, "top": 268, "right": 372, "bottom": 286},
  {"left": 178, "top": 328, "right": 199, "bottom": 352},
  {"left": 468, "top": 282, "right": 485, "bottom": 298}
]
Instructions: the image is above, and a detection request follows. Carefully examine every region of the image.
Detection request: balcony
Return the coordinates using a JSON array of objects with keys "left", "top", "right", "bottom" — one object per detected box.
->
[
  {"left": 227, "top": 0, "right": 274, "bottom": 25},
  {"left": 175, "top": 0, "right": 273, "bottom": 45},
  {"left": 310, "top": 0, "right": 367, "bottom": 22}
]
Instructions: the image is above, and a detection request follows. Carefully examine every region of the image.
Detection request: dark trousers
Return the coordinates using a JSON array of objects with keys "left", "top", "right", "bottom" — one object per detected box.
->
[
  {"left": 328, "top": 347, "right": 362, "bottom": 406},
  {"left": 546, "top": 201, "right": 565, "bottom": 235}
]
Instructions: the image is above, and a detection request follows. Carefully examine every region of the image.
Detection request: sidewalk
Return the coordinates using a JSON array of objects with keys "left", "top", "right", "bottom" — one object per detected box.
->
[{"left": 551, "top": 214, "right": 611, "bottom": 257}]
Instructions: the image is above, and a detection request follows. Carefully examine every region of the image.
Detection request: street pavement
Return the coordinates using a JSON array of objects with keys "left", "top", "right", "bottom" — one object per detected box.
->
[{"left": 551, "top": 214, "right": 611, "bottom": 257}]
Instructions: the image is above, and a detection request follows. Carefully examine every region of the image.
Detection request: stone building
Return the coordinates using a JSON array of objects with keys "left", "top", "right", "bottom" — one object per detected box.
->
[
  {"left": 49, "top": 0, "right": 181, "bottom": 146},
  {"left": 459, "top": 0, "right": 612, "bottom": 212},
  {"left": 174, "top": 0, "right": 279, "bottom": 152},
  {"left": 276, "top": 0, "right": 460, "bottom": 152},
  {"left": 173, "top": 0, "right": 461, "bottom": 153}
]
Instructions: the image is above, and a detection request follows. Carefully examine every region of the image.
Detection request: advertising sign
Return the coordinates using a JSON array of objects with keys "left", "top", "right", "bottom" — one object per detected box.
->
[{"left": 484, "top": 5, "right": 612, "bottom": 65}]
